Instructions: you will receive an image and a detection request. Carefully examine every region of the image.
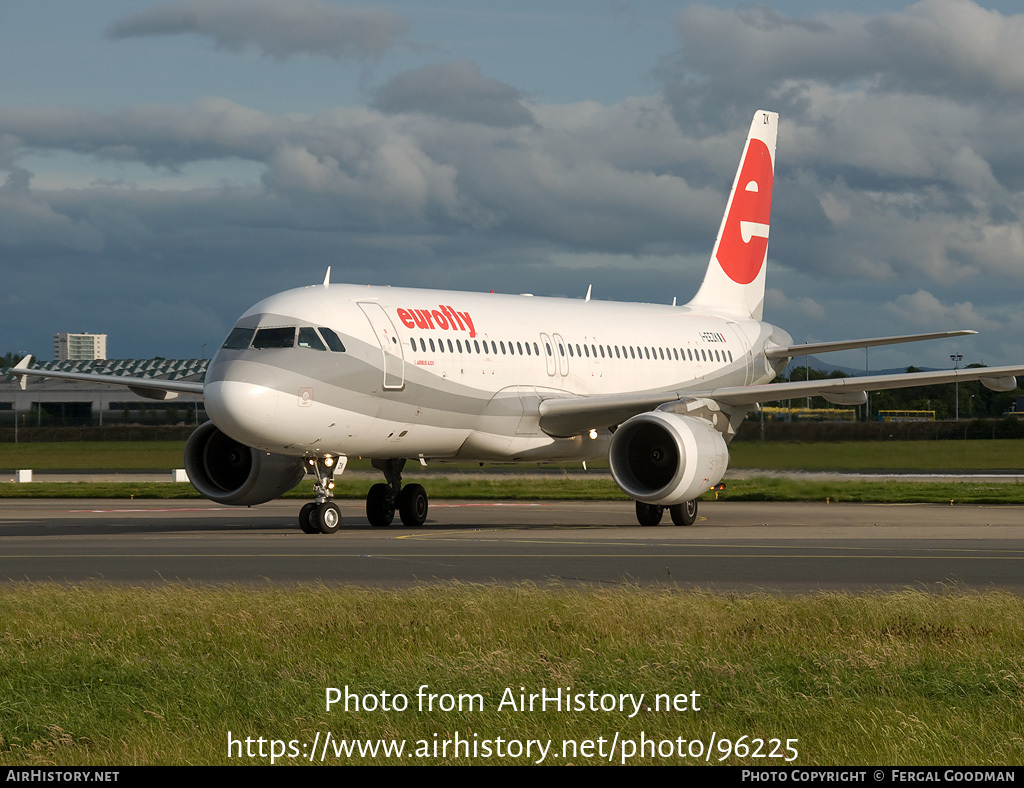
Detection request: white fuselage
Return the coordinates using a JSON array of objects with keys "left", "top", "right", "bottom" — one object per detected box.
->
[{"left": 203, "top": 284, "right": 786, "bottom": 463}]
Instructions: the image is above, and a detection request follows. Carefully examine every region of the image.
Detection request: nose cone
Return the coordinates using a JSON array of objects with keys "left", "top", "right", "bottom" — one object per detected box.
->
[{"left": 204, "top": 360, "right": 280, "bottom": 448}]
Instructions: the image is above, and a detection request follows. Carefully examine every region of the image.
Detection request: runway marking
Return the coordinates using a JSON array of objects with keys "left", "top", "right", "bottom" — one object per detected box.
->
[
  {"left": 388, "top": 535, "right": 1024, "bottom": 555},
  {"left": 67, "top": 507, "right": 227, "bottom": 513},
  {"left": 428, "top": 503, "right": 541, "bottom": 508},
  {"left": 4, "top": 552, "right": 1024, "bottom": 561}
]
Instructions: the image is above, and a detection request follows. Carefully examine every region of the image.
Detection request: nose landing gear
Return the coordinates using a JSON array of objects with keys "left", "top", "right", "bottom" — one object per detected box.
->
[
  {"left": 297, "top": 455, "right": 429, "bottom": 532},
  {"left": 299, "top": 454, "right": 348, "bottom": 534}
]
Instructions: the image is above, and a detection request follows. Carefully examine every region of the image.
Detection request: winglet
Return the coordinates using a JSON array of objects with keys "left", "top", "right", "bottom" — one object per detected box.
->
[{"left": 12, "top": 354, "right": 33, "bottom": 391}]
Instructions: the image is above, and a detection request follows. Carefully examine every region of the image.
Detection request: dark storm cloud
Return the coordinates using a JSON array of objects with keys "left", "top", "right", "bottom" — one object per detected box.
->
[
  {"left": 372, "top": 61, "right": 536, "bottom": 128},
  {"left": 0, "top": 99, "right": 284, "bottom": 168},
  {"left": 651, "top": 1, "right": 1024, "bottom": 316},
  {"left": 4, "top": 1, "right": 1024, "bottom": 366},
  {"left": 0, "top": 96, "right": 718, "bottom": 253},
  {"left": 0, "top": 167, "right": 103, "bottom": 252},
  {"left": 106, "top": 0, "right": 407, "bottom": 61}
]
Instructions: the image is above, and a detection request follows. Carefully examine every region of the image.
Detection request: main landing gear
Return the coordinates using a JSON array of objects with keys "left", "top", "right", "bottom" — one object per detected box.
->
[
  {"left": 297, "top": 455, "right": 429, "bottom": 533},
  {"left": 635, "top": 499, "right": 698, "bottom": 527},
  {"left": 366, "top": 459, "right": 428, "bottom": 528}
]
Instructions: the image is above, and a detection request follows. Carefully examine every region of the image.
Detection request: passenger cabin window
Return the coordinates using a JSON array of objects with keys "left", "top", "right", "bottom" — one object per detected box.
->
[
  {"left": 222, "top": 327, "right": 255, "bottom": 349},
  {"left": 252, "top": 327, "right": 296, "bottom": 349},
  {"left": 298, "top": 327, "right": 326, "bottom": 351}
]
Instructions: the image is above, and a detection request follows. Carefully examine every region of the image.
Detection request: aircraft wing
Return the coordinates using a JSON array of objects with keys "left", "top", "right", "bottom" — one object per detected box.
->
[
  {"left": 538, "top": 364, "right": 1024, "bottom": 437},
  {"left": 6, "top": 356, "right": 204, "bottom": 400},
  {"left": 764, "top": 330, "right": 977, "bottom": 359},
  {"left": 704, "top": 364, "right": 1024, "bottom": 406}
]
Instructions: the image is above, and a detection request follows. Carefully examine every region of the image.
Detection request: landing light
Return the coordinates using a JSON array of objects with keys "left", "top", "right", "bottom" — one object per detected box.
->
[{"left": 588, "top": 429, "right": 598, "bottom": 440}]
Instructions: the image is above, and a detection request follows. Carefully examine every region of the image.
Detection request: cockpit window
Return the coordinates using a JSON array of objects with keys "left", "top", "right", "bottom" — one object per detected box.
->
[
  {"left": 319, "top": 327, "right": 346, "bottom": 352},
  {"left": 222, "top": 327, "right": 255, "bottom": 350},
  {"left": 252, "top": 327, "right": 296, "bottom": 349},
  {"left": 298, "top": 327, "right": 326, "bottom": 351}
]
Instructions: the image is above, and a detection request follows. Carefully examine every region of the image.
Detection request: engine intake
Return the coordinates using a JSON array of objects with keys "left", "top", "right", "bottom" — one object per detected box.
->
[
  {"left": 184, "top": 421, "right": 305, "bottom": 506},
  {"left": 609, "top": 411, "right": 728, "bottom": 505}
]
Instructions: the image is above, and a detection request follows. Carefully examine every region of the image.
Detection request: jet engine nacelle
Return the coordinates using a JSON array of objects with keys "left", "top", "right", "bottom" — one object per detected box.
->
[
  {"left": 608, "top": 411, "right": 729, "bottom": 506},
  {"left": 184, "top": 421, "right": 305, "bottom": 506}
]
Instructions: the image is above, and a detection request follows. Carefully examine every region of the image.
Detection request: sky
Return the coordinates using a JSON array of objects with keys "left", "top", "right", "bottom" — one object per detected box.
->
[{"left": 2, "top": 0, "right": 1023, "bottom": 373}]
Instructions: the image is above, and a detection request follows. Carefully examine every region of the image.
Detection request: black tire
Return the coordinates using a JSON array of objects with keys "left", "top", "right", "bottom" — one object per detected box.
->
[
  {"left": 299, "top": 502, "right": 319, "bottom": 533},
  {"left": 635, "top": 500, "right": 664, "bottom": 527},
  {"left": 366, "top": 483, "right": 396, "bottom": 527},
  {"left": 316, "top": 502, "right": 341, "bottom": 534},
  {"left": 399, "top": 483, "right": 428, "bottom": 527},
  {"left": 669, "top": 499, "right": 698, "bottom": 526}
]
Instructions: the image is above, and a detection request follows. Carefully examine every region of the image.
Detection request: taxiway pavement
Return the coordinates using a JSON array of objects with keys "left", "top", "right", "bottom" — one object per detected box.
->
[{"left": 1, "top": 499, "right": 1022, "bottom": 591}]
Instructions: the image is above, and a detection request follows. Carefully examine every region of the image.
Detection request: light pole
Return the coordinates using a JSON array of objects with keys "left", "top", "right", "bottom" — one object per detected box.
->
[
  {"left": 865, "top": 347, "right": 870, "bottom": 421},
  {"left": 950, "top": 354, "right": 963, "bottom": 420}
]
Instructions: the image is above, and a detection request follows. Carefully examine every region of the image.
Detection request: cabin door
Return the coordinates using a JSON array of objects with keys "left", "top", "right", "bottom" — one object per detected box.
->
[{"left": 358, "top": 302, "right": 405, "bottom": 391}]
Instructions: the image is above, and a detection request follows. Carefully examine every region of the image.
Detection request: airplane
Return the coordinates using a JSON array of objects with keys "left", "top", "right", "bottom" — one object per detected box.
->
[{"left": 9, "top": 110, "right": 1024, "bottom": 532}]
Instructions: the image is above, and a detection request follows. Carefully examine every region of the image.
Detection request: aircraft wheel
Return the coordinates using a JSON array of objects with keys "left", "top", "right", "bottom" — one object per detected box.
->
[
  {"left": 299, "top": 502, "right": 319, "bottom": 534},
  {"left": 635, "top": 501, "right": 664, "bottom": 527},
  {"left": 316, "top": 502, "right": 341, "bottom": 534},
  {"left": 399, "top": 483, "right": 428, "bottom": 527},
  {"left": 669, "top": 499, "right": 698, "bottom": 526},
  {"left": 366, "top": 483, "right": 396, "bottom": 527}
]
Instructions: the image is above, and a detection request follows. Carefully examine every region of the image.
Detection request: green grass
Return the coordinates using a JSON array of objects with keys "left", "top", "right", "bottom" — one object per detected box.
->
[
  {"left": 1, "top": 585, "right": 1022, "bottom": 766},
  {"left": 2, "top": 438, "right": 1023, "bottom": 473},
  {"left": 4, "top": 477, "right": 1024, "bottom": 504},
  {"left": 729, "top": 439, "right": 1024, "bottom": 471},
  {"left": 3, "top": 439, "right": 1022, "bottom": 503},
  {"left": 0, "top": 441, "right": 187, "bottom": 470}
]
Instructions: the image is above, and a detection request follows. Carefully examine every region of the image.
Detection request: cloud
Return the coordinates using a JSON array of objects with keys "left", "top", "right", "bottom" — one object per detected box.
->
[
  {"left": 0, "top": 98, "right": 288, "bottom": 168},
  {"left": 659, "top": 0, "right": 1024, "bottom": 132},
  {"left": 765, "top": 288, "right": 827, "bottom": 323},
  {"left": 885, "top": 289, "right": 999, "bottom": 333},
  {"left": 644, "top": 0, "right": 1024, "bottom": 315},
  {"left": 0, "top": 168, "right": 103, "bottom": 252},
  {"left": 0, "top": 95, "right": 723, "bottom": 254},
  {"left": 373, "top": 61, "right": 536, "bottom": 128},
  {"left": 4, "top": 1, "right": 1024, "bottom": 366},
  {"left": 106, "top": 0, "right": 407, "bottom": 61}
]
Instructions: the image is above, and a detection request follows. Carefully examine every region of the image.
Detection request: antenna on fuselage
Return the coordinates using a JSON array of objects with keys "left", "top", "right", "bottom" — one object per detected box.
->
[
  {"left": 323, "top": 266, "right": 331, "bottom": 288},
  {"left": 672, "top": 296, "right": 677, "bottom": 306},
  {"left": 585, "top": 284, "right": 592, "bottom": 302}
]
